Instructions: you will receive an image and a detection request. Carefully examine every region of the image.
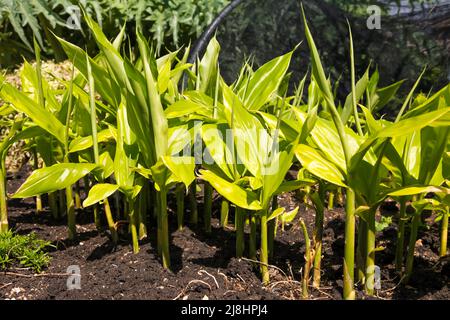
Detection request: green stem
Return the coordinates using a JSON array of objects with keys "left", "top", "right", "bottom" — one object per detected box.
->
[
  {"left": 74, "top": 180, "right": 81, "bottom": 210},
  {"left": 268, "top": 196, "right": 278, "bottom": 259},
  {"left": 32, "top": 147, "right": 42, "bottom": 213},
  {"left": 83, "top": 176, "right": 90, "bottom": 199},
  {"left": 343, "top": 188, "right": 356, "bottom": 300},
  {"left": 58, "top": 190, "right": 65, "bottom": 217},
  {"left": 404, "top": 209, "right": 423, "bottom": 283},
  {"left": 114, "top": 188, "right": 121, "bottom": 220},
  {"left": 328, "top": 191, "right": 334, "bottom": 210},
  {"left": 220, "top": 199, "right": 229, "bottom": 228},
  {"left": 440, "top": 208, "right": 448, "bottom": 257},
  {"left": 203, "top": 182, "right": 212, "bottom": 233},
  {"left": 189, "top": 182, "right": 198, "bottom": 225},
  {"left": 104, "top": 198, "right": 118, "bottom": 244},
  {"left": 395, "top": 198, "right": 407, "bottom": 273},
  {"left": 268, "top": 219, "right": 276, "bottom": 260},
  {"left": 0, "top": 167, "right": 8, "bottom": 233},
  {"left": 249, "top": 214, "right": 257, "bottom": 261},
  {"left": 138, "top": 193, "right": 147, "bottom": 240},
  {"left": 48, "top": 192, "right": 58, "bottom": 219},
  {"left": 176, "top": 184, "right": 184, "bottom": 231},
  {"left": 93, "top": 204, "right": 101, "bottom": 229},
  {"left": 156, "top": 191, "right": 161, "bottom": 255},
  {"left": 300, "top": 219, "right": 311, "bottom": 299},
  {"left": 356, "top": 218, "right": 367, "bottom": 284},
  {"left": 158, "top": 190, "right": 170, "bottom": 269},
  {"left": 129, "top": 199, "right": 139, "bottom": 254},
  {"left": 235, "top": 207, "right": 245, "bottom": 258},
  {"left": 66, "top": 185, "right": 76, "bottom": 240},
  {"left": 364, "top": 207, "right": 377, "bottom": 295},
  {"left": 260, "top": 211, "right": 269, "bottom": 285},
  {"left": 313, "top": 204, "right": 324, "bottom": 288},
  {"left": 337, "top": 187, "right": 344, "bottom": 206}
]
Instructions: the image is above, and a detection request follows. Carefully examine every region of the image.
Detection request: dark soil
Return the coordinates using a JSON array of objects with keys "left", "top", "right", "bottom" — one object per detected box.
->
[{"left": 1, "top": 167, "right": 449, "bottom": 300}]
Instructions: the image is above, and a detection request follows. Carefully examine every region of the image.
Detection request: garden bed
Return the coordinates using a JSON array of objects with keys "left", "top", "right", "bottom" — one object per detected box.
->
[{"left": 1, "top": 167, "right": 448, "bottom": 300}]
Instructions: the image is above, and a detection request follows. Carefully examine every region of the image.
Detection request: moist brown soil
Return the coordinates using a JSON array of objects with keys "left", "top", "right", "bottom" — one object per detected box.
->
[{"left": 1, "top": 167, "right": 449, "bottom": 300}]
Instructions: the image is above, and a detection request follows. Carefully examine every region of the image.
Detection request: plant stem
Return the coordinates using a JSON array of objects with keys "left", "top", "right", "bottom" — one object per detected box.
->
[
  {"left": 343, "top": 188, "right": 356, "bottom": 300},
  {"left": 404, "top": 208, "right": 423, "bottom": 283},
  {"left": 395, "top": 198, "right": 407, "bottom": 273},
  {"left": 328, "top": 191, "right": 334, "bottom": 210},
  {"left": 138, "top": 194, "right": 147, "bottom": 240},
  {"left": 313, "top": 202, "right": 324, "bottom": 288},
  {"left": 83, "top": 176, "right": 90, "bottom": 199},
  {"left": 203, "top": 182, "right": 212, "bottom": 233},
  {"left": 189, "top": 182, "right": 198, "bottom": 225},
  {"left": 440, "top": 207, "right": 449, "bottom": 257},
  {"left": 249, "top": 214, "right": 257, "bottom": 261},
  {"left": 113, "top": 188, "right": 120, "bottom": 220},
  {"left": 156, "top": 191, "right": 162, "bottom": 256},
  {"left": 365, "top": 207, "right": 377, "bottom": 295},
  {"left": 66, "top": 185, "right": 76, "bottom": 240},
  {"left": 0, "top": 167, "right": 8, "bottom": 233},
  {"left": 129, "top": 199, "right": 139, "bottom": 254},
  {"left": 268, "top": 196, "right": 278, "bottom": 259},
  {"left": 158, "top": 190, "right": 170, "bottom": 269},
  {"left": 260, "top": 211, "right": 269, "bottom": 285},
  {"left": 337, "top": 187, "right": 344, "bottom": 206},
  {"left": 104, "top": 198, "right": 118, "bottom": 244},
  {"left": 300, "top": 219, "right": 312, "bottom": 299},
  {"left": 268, "top": 219, "right": 276, "bottom": 260},
  {"left": 48, "top": 192, "right": 58, "bottom": 219},
  {"left": 74, "top": 180, "right": 81, "bottom": 210},
  {"left": 356, "top": 218, "right": 367, "bottom": 284},
  {"left": 93, "top": 204, "right": 101, "bottom": 229},
  {"left": 32, "top": 147, "right": 42, "bottom": 213},
  {"left": 176, "top": 184, "right": 184, "bottom": 231},
  {"left": 235, "top": 207, "right": 245, "bottom": 258},
  {"left": 58, "top": 190, "right": 65, "bottom": 217},
  {"left": 220, "top": 199, "right": 229, "bottom": 228}
]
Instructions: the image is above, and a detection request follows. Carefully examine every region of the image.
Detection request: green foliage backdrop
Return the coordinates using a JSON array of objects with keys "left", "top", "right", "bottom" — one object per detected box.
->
[{"left": 0, "top": 0, "right": 229, "bottom": 67}]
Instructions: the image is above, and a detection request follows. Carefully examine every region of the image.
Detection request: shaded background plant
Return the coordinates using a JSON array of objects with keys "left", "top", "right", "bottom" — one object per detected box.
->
[{"left": 0, "top": 0, "right": 229, "bottom": 67}]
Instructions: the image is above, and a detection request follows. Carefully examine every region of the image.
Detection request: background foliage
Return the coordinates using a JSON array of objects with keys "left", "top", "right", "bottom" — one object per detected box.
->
[
  {"left": 0, "top": 0, "right": 229, "bottom": 67},
  {"left": 217, "top": 0, "right": 449, "bottom": 117}
]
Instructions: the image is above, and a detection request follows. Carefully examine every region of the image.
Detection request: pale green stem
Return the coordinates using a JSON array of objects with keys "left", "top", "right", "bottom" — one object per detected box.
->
[
  {"left": 328, "top": 191, "right": 335, "bottom": 210},
  {"left": 440, "top": 208, "right": 448, "bottom": 257},
  {"left": 66, "top": 185, "right": 76, "bottom": 240},
  {"left": 189, "top": 182, "right": 198, "bottom": 225},
  {"left": 32, "top": 147, "right": 42, "bottom": 213},
  {"left": 220, "top": 199, "right": 229, "bottom": 229},
  {"left": 343, "top": 188, "right": 356, "bottom": 300},
  {"left": 300, "top": 219, "right": 312, "bottom": 299},
  {"left": 249, "top": 214, "right": 257, "bottom": 261},
  {"left": 129, "top": 199, "right": 139, "bottom": 254},
  {"left": 203, "top": 182, "right": 212, "bottom": 233},
  {"left": 235, "top": 207, "right": 245, "bottom": 258},
  {"left": 356, "top": 218, "right": 367, "bottom": 284},
  {"left": 176, "top": 184, "right": 184, "bottom": 231},
  {"left": 260, "top": 211, "right": 269, "bottom": 285},
  {"left": 365, "top": 207, "right": 377, "bottom": 295},
  {"left": 404, "top": 208, "right": 424, "bottom": 283},
  {"left": 104, "top": 198, "right": 118, "bottom": 244},
  {"left": 395, "top": 198, "right": 407, "bottom": 273},
  {"left": 74, "top": 181, "right": 81, "bottom": 210},
  {"left": 0, "top": 166, "right": 8, "bottom": 233},
  {"left": 313, "top": 203, "right": 324, "bottom": 288},
  {"left": 158, "top": 190, "right": 170, "bottom": 269}
]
